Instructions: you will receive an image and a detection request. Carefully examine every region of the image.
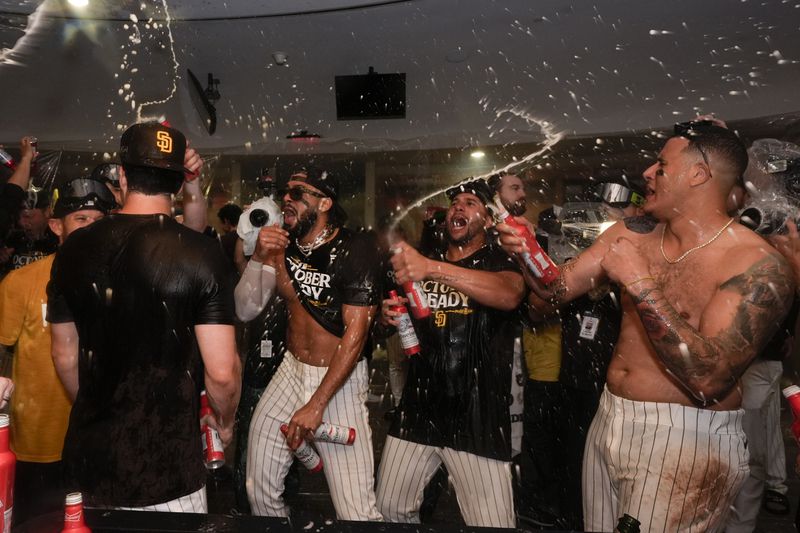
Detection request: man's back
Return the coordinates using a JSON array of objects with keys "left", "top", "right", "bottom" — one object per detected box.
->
[{"left": 48, "top": 213, "right": 234, "bottom": 506}]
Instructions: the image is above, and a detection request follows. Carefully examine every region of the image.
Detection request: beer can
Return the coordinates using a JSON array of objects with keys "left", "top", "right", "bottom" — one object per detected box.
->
[
  {"left": 314, "top": 422, "right": 356, "bottom": 445},
  {"left": 280, "top": 424, "right": 323, "bottom": 473},
  {"left": 202, "top": 425, "right": 225, "bottom": 470}
]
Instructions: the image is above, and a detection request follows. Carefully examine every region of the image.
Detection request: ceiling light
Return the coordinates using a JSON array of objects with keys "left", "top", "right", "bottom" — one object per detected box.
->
[
  {"left": 68, "top": 0, "right": 89, "bottom": 7},
  {"left": 470, "top": 150, "right": 485, "bottom": 159}
]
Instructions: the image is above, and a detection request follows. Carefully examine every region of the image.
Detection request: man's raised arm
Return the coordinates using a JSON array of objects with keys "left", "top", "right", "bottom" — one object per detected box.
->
[{"left": 496, "top": 217, "right": 620, "bottom": 308}]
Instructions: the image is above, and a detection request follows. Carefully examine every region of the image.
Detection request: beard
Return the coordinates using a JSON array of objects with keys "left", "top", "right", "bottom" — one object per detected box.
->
[
  {"left": 446, "top": 223, "right": 486, "bottom": 247},
  {"left": 287, "top": 208, "right": 318, "bottom": 240},
  {"left": 508, "top": 200, "right": 526, "bottom": 217}
]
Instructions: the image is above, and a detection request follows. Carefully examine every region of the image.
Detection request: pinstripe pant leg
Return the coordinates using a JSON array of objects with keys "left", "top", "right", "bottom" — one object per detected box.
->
[
  {"left": 375, "top": 436, "right": 441, "bottom": 523},
  {"left": 582, "top": 389, "right": 617, "bottom": 533},
  {"left": 589, "top": 388, "right": 749, "bottom": 533},
  {"left": 109, "top": 487, "right": 207, "bottom": 512},
  {"left": 313, "top": 360, "right": 383, "bottom": 521},
  {"left": 246, "top": 357, "right": 301, "bottom": 517},
  {"left": 441, "top": 448, "right": 515, "bottom": 528},
  {"left": 764, "top": 361, "right": 788, "bottom": 494}
]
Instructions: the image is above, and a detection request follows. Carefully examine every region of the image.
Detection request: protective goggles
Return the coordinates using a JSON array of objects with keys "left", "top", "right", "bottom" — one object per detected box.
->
[
  {"left": 52, "top": 177, "right": 117, "bottom": 216},
  {"left": 673, "top": 120, "right": 714, "bottom": 138},
  {"left": 674, "top": 120, "right": 714, "bottom": 174},
  {"left": 91, "top": 163, "right": 121, "bottom": 186},
  {"left": 597, "top": 182, "right": 645, "bottom": 208}
]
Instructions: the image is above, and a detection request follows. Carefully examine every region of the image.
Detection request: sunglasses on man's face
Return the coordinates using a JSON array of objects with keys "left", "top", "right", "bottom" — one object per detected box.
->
[{"left": 280, "top": 186, "right": 327, "bottom": 201}]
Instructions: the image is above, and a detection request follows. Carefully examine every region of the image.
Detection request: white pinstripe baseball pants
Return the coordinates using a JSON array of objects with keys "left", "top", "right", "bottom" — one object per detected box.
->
[
  {"left": 583, "top": 387, "right": 749, "bottom": 533},
  {"left": 246, "top": 352, "right": 382, "bottom": 521},
  {"left": 102, "top": 487, "right": 206, "bottom": 512},
  {"left": 375, "top": 435, "right": 515, "bottom": 528}
]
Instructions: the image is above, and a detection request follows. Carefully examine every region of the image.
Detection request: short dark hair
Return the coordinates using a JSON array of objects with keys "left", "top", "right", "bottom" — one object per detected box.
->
[
  {"left": 217, "top": 203, "right": 242, "bottom": 226},
  {"left": 487, "top": 171, "right": 506, "bottom": 192},
  {"left": 681, "top": 125, "right": 748, "bottom": 185},
  {"left": 123, "top": 164, "right": 183, "bottom": 196},
  {"left": 326, "top": 201, "right": 348, "bottom": 226}
]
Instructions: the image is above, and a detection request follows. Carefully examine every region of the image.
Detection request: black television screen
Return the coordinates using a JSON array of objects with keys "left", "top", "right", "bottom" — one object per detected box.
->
[{"left": 335, "top": 70, "right": 406, "bottom": 120}]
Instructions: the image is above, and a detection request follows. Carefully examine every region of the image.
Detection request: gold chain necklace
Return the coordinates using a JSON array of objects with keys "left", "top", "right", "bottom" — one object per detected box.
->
[
  {"left": 296, "top": 224, "right": 335, "bottom": 256},
  {"left": 660, "top": 218, "right": 735, "bottom": 264}
]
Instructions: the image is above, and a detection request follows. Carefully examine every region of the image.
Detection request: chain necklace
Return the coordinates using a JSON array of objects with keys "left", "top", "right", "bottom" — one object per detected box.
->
[
  {"left": 296, "top": 224, "right": 335, "bottom": 256},
  {"left": 660, "top": 218, "right": 735, "bottom": 264}
]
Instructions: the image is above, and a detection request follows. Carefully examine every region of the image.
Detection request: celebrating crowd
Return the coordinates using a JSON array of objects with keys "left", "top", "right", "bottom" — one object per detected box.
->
[{"left": 1, "top": 118, "right": 799, "bottom": 533}]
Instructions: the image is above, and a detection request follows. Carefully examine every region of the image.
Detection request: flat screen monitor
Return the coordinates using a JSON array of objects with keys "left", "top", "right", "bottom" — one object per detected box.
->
[{"left": 335, "top": 70, "right": 406, "bottom": 120}]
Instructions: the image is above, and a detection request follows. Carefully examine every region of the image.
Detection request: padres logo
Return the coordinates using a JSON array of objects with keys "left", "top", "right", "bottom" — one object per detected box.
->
[
  {"left": 156, "top": 131, "right": 173, "bottom": 153},
  {"left": 434, "top": 310, "right": 446, "bottom": 328}
]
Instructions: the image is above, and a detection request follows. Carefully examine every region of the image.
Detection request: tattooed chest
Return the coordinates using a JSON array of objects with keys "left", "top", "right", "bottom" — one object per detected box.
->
[{"left": 647, "top": 262, "right": 716, "bottom": 325}]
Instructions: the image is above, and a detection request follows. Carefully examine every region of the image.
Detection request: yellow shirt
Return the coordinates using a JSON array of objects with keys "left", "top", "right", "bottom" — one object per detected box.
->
[
  {"left": 523, "top": 322, "right": 562, "bottom": 382},
  {"left": 0, "top": 254, "right": 72, "bottom": 462}
]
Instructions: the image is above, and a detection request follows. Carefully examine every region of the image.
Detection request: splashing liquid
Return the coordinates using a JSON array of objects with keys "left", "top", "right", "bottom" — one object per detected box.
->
[{"left": 389, "top": 110, "right": 563, "bottom": 236}]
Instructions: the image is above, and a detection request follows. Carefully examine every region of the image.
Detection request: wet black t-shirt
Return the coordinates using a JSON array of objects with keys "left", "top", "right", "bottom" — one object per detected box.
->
[
  {"left": 284, "top": 228, "right": 380, "bottom": 338},
  {"left": 390, "top": 245, "right": 521, "bottom": 461},
  {"left": 47, "top": 213, "right": 234, "bottom": 507}
]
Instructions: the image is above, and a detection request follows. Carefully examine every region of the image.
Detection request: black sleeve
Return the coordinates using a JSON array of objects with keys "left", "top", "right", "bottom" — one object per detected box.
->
[
  {"left": 338, "top": 232, "right": 381, "bottom": 307},
  {"left": 194, "top": 239, "right": 236, "bottom": 325},
  {"left": 0, "top": 183, "right": 25, "bottom": 243},
  {"left": 485, "top": 245, "right": 523, "bottom": 274},
  {"left": 45, "top": 251, "right": 75, "bottom": 324}
]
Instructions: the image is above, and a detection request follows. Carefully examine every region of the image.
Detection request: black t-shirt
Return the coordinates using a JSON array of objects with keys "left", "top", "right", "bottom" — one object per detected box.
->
[
  {"left": 47, "top": 213, "right": 235, "bottom": 507},
  {"left": 5, "top": 228, "right": 58, "bottom": 271},
  {"left": 284, "top": 228, "right": 380, "bottom": 338},
  {"left": 390, "top": 245, "right": 521, "bottom": 461},
  {"left": 558, "top": 288, "right": 622, "bottom": 393}
]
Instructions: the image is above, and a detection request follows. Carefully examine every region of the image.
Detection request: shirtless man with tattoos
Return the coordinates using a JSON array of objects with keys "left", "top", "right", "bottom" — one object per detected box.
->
[{"left": 498, "top": 122, "right": 795, "bottom": 532}]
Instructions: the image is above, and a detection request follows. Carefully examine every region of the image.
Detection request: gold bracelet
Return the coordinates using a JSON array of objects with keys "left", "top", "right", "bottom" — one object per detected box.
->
[{"left": 625, "top": 276, "right": 654, "bottom": 289}]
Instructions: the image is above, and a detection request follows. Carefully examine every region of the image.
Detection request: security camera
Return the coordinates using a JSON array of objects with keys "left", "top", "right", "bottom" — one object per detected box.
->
[{"left": 272, "top": 52, "right": 288, "bottom": 66}]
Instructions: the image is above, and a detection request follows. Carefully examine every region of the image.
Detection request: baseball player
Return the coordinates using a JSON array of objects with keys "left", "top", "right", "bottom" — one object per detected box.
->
[
  {"left": 376, "top": 179, "right": 525, "bottom": 528},
  {"left": 498, "top": 122, "right": 794, "bottom": 532},
  {"left": 239, "top": 168, "right": 383, "bottom": 521}
]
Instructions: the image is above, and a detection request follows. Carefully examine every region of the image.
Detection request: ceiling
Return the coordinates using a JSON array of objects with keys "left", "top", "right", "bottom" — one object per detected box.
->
[{"left": 1, "top": 0, "right": 799, "bottom": 155}]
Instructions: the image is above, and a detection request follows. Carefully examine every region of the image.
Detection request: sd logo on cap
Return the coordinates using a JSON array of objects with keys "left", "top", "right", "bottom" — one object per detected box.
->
[{"left": 119, "top": 122, "right": 189, "bottom": 174}]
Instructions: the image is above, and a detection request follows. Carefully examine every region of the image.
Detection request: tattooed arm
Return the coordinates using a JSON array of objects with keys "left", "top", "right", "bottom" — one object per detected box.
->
[
  {"left": 628, "top": 253, "right": 794, "bottom": 405},
  {"left": 498, "top": 220, "right": 630, "bottom": 307}
]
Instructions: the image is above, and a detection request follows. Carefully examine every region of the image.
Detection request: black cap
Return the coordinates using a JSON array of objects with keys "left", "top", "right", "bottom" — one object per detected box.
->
[
  {"left": 445, "top": 178, "right": 493, "bottom": 206},
  {"left": 119, "top": 122, "right": 188, "bottom": 174},
  {"left": 52, "top": 176, "right": 117, "bottom": 218},
  {"left": 290, "top": 167, "right": 339, "bottom": 200}
]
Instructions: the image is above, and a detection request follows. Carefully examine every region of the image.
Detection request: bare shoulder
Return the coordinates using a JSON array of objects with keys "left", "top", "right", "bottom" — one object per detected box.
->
[
  {"left": 717, "top": 225, "right": 795, "bottom": 302},
  {"left": 599, "top": 217, "right": 657, "bottom": 245}
]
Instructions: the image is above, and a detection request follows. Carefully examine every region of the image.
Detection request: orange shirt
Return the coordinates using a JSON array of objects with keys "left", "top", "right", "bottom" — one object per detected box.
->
[{"left": 0, "top": 254, "right": 72, "bottom": 462}]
